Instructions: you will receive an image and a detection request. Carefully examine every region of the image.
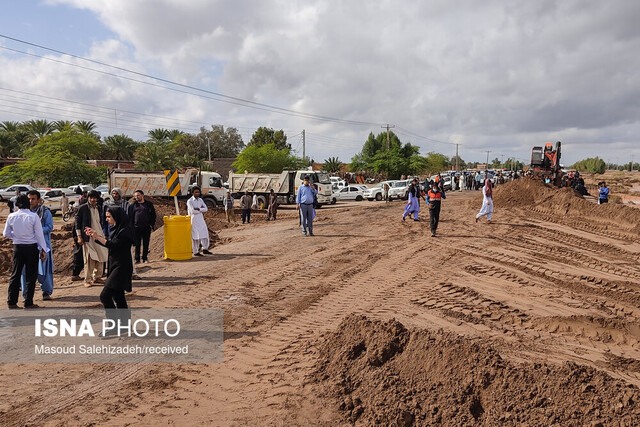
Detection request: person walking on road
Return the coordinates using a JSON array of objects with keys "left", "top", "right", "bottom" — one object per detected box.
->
[
  {"left": 85, "top": 206, "right": 134, "bottom": 330},
  {"left": 129, "top": 190, "right": 156, "bottom": 263},
  {"left": 75, "top": 190, "right": 108, "bottom": 286},
  {"left": 187, "top": 186, "right": 212, "bottom": 257},
  {"left": 267, "top": 189, "right": 278, "bottom": 221},
  {"left": 223, "top": 190, "right": 236, "bottom": 224},
  {"left": 402, "top": 178, "right": 422, "bottom": 222},
  {"left": 475, "top": 178, "right": 494, "bottom": 224},
  {"left": 20, "top": 190, "right": 54, "bottom": 301},
  {"left": 105, "top": 188, "right": 140, "bottom": 280},
  {"left": 383, "top": 182, "right": 390, "bottom": 202},
  {"left": 3, "top": 195, "right": 49, "bottom": 309},
  {"left": 240, "top": 191, "right": 252, "bottom": 224},
  {"left": 426, "top": 181, "right": 446, "bottom": 237},
  {"left": 296, "top": 175, "right": 317, "bottom": 236}
]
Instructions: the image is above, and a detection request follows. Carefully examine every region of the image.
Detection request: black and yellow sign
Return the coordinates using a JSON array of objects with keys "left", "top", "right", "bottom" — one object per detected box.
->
[{"left": 164, "top": 170, "right": 181, "bottom": 196}]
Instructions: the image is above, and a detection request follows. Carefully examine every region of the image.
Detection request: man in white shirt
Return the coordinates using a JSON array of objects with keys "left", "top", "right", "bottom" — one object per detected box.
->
[
  {"left": 187, "top": 186, "right": 212, "bottom": 257},
  {"left": 3, "top": 195, "right": 49, "bottom": 309}
]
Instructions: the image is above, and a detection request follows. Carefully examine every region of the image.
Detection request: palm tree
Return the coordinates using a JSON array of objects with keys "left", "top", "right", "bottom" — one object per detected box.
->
[
  {"left": 323, "top": 156, "right": 342, "bottom": 173},
  {"left": 20, "top": 119, "right": 53, "bottom": 148},
  {"left": 103, "top": 134, "right": 138, "bottom": 160},
  {"left": 53, "top": 120, "right": 74, "bottom": 132},
  {"left": 0, "top": 132, "right": 20, "bottom": 157},
  {"left": 75, "top": 120, "right": 98, "bottom": 135},
  {"left": 135, "top": 141, "right": 175, "bottom": 171},
  {"left": 147, "top": 128, "right": 183, "bottom": 144},
  {"left": 0, "top": 121, "right": 20, "bottom": 132}
]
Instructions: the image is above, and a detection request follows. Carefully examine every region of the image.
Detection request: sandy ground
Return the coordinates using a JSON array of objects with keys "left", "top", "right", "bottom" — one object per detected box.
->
[{"left": 1, "top": 179, "right": 640, "bottom": 425}]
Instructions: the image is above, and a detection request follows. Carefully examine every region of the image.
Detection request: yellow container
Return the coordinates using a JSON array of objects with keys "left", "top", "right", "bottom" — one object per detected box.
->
[{"left": 163, "top": 215, "right": 192, "bottom": 260}]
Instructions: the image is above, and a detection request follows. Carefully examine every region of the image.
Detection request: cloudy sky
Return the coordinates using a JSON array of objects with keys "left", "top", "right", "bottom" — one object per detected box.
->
[{"left": 1, "top": 0, "right": 639, "bottom": 165}]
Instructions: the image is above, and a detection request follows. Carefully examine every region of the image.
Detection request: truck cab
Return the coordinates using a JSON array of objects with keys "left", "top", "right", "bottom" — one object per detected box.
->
[
  {"left": 196, "top": 171, "right": 225, "bottom": 208},
  {"left": 292, "top": 171, "right": 332, "bottom": 205}
]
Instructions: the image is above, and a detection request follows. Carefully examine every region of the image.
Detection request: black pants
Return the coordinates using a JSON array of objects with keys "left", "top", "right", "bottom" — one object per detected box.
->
[
  {"left": 8, "top": 244, "right": 38, "bottom": 306},
  {"left": 242, "top": 209, "right": 251, "bottom": 223},
  {"left": 100, "top": 286, "right": 128, "bottom": 309},
  {"left": 429, "top": 202, "right": 441, "bottom": 234},
  {"left": 134, "top": 226, "right": 151, "bottom": 262},
  {"left": 599, "top": 198, "right": 608, "bottom": 204},
  {"left": 72, "top": 242, "right": 84, "bottom": 276}
]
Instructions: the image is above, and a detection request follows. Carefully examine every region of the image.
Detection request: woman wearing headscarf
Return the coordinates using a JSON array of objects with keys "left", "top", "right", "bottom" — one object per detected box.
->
[
  {"left": 475, "top": 178, "right": 494, "bottom": 224},
  {"left": 85, "top": 206, "right": 134, "bottom": 309}
]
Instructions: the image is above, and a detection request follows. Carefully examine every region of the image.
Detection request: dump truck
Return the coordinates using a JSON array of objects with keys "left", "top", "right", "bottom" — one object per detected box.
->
[
  {"left": 530, "top": 141, "right": 563, "bottom": 186},
  {"left": 107, "top": 168, "right": 226, "bottom": 208},
  {"left": 227, "top": 170, "right": 333, "bottom": 208}
]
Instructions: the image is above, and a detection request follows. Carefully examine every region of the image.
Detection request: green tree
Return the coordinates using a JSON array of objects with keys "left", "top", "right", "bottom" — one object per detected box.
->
[
  {"left": 232, "top": 144, "right": 303, "bottom": 173},
  {"left": 53, "top": 120, "right": 74, "bottom": 132},
  {"left": 103, "top": 134, "right": 138, "bottom": 160},
  {"left": 323, "top": 157, "right": 342, "bottom": 173},
  {"left": 135, "top": 141, "right": 175, "bottom": 171},
  {"left": 20, "top": 119, "right": 54, "bottom": 148},
  {"left": 0, "top": 130, "right": 105, "bottom": 187},
  {"left": 175, "top": 125, "right": 245, "bottom": 160},
  {"left": 248, "top": 127, "right": 289, "bottom": 150},
  {"left": 572, "top": 157, "right": 606, "bottom": 174},
  {"left": 0, "top": 121, "right": 30, "bottom": 156},
  {"left": 0, "top": 132, "right": 21, "bottom": 157}
]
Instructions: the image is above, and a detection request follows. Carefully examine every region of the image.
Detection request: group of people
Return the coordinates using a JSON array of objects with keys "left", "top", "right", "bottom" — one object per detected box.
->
[
  {"left": 4, "top": 187, "right": 157, "bottom": 312},
  {"left": 401, "top": 173, "right": 494, "bottom": 237}
]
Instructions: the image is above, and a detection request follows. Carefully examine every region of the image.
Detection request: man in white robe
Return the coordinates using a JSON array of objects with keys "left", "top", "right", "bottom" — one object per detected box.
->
[{"left": 187, "top": 187, "right": 212, "bottom": 256}]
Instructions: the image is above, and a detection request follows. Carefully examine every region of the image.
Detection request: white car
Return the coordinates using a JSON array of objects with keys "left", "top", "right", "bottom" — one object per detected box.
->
[
  {"left": 336, "top": 185, "right": 365, "bottom": 201},
  {"left": 0, "top": 184, "right": 37, "bottom": 201},
  {"left": 67, "top": 184, "right": 94, "bottom": 194},
  {"left": 330, "top": 177, "right": 346, "bottom": 190},
  {"left": 41, "top": 188, "right": 80, "bottom": 214},
  {"left": 95, "top": 184, "right": 110, "bottom": 200},
  {"left": 388, "top": 180, "right": 410, "bottom": 200},
  {"left": 363, "top": 181, "right": 396, "bottom": 201}
]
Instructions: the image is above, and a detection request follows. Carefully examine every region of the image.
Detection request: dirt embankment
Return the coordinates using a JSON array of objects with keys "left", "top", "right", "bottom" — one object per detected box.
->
[
  {"left": 311, "top": 315, "right": 640, "bottom": 426},
  {"left": 487, "top": 178, "right": 640, "bottom": 233}
]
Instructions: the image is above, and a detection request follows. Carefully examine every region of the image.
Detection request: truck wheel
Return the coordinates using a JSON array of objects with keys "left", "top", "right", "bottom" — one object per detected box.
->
[
  {"left": 256, "top": 195, "right": 267, "bottom": 209},
  {"left": 288, "top": 194, "right": 296, "bottom": 204},
  {"left": 375, "top": 193, "right": 382, "bottom": 201},
  {"left": 204, "top": 198, "right": 217, "bottom": 209}
]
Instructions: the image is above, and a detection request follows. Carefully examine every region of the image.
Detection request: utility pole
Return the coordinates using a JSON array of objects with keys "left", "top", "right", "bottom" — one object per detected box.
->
[
  {"left": 500, "top": 154, "right": 505, "bottom": 168},
  {"left": 485, "top": 150, "right": 491, "bottom": 169},
  {"left": 455, "top": 144, "right": 459, "bottom": 171},
  {"left": 381, "top": 124, "right": 395, "bottom": 150},
  {"left": 302, "top": 129, "right": 306, "bottom": 163}
]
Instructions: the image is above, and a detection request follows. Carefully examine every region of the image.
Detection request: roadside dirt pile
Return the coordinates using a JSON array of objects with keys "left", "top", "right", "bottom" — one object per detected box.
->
[
  {"left": 492, "top": 179, "right": 640, "bottom": 233},
  {"left": 311, "top": 315, "right": 640, "bottom": 426}
]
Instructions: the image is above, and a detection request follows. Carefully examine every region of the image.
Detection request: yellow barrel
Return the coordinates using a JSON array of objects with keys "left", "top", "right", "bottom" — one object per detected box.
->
[{"left": 163, "top": 215, "right": 192, "bottom": 260}]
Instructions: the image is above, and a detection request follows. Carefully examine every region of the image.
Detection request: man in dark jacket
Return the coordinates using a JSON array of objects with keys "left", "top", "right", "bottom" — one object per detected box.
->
[
  {"left": 127, "top": 190, "right": 156, "bottom": 263},
  {"left": 74, "top": 190, "right": 108, "bottom": 286}
]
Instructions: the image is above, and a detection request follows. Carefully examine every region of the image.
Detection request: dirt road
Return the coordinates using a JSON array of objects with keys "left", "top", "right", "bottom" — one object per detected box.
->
[{"left": 1, "top": 179, "right": 639, "bottom": 425}]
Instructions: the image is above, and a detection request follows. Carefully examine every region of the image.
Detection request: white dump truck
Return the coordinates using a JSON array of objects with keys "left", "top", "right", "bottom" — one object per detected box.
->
[
  {"left": 227, "top": 170, "right": 333, "bottom": 208},
  {"left": 108, "top": 168, "right": 226, "bottom": 208}
]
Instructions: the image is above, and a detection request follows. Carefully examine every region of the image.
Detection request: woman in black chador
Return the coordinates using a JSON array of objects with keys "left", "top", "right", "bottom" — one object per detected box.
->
[{"left": 86, "top": 206, "right": 134, "bottom": 309}]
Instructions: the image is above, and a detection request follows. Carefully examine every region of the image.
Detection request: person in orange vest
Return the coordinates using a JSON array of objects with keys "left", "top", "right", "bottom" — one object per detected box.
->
[{"left": 426, "top": 181, "right": 446, "bottom": 237}]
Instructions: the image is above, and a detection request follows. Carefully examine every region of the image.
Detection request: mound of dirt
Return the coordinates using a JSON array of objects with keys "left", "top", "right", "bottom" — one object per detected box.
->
[
  {"left": 310, "top": 315, "right": 640, "bottom": 426},
  {"left": 489, "top": 178, "right": 640, "bottom": 233}
]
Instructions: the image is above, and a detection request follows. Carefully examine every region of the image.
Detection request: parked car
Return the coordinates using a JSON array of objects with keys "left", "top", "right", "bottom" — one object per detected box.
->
[
  {"left": 388, "top": 180, "right": 410, "bottom": 200},
  {"left": 67, "top": 184, "right": 94, "bottom": 194},
  {"left": 428, "top": 175, "right": 453, "bottom": 191},
  {"left": 95, "top": 184, "right": 110, "bottom": 201},
  {"left": 336, "top": 185, "right": 365, "bottom": 201},
  {"left": 363, "top": 181, "right": 396, "bottom": 201},
  {"left": 0, "top": 184, "right": 37, "bottom": 201},
  {"left": 330, "top": 177, "right": 346, "bottom": 190},
  {"left": 41, "top": 188, "right": 80, "bottom": 214}
]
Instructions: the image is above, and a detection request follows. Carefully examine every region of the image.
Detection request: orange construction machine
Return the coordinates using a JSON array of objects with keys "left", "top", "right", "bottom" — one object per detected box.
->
[{"left": 530, "top": 141, "right": 562, "bottom": 186}]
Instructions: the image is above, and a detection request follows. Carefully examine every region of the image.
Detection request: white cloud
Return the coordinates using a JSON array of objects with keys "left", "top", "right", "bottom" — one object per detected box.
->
[{"left": 4, "top": 0, "right": 640, "bottom": 164}]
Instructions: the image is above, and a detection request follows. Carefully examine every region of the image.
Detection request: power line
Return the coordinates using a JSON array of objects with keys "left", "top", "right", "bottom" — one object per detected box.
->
[{"left": 0, "top": 35, "right": 383, "bottom": 127}]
